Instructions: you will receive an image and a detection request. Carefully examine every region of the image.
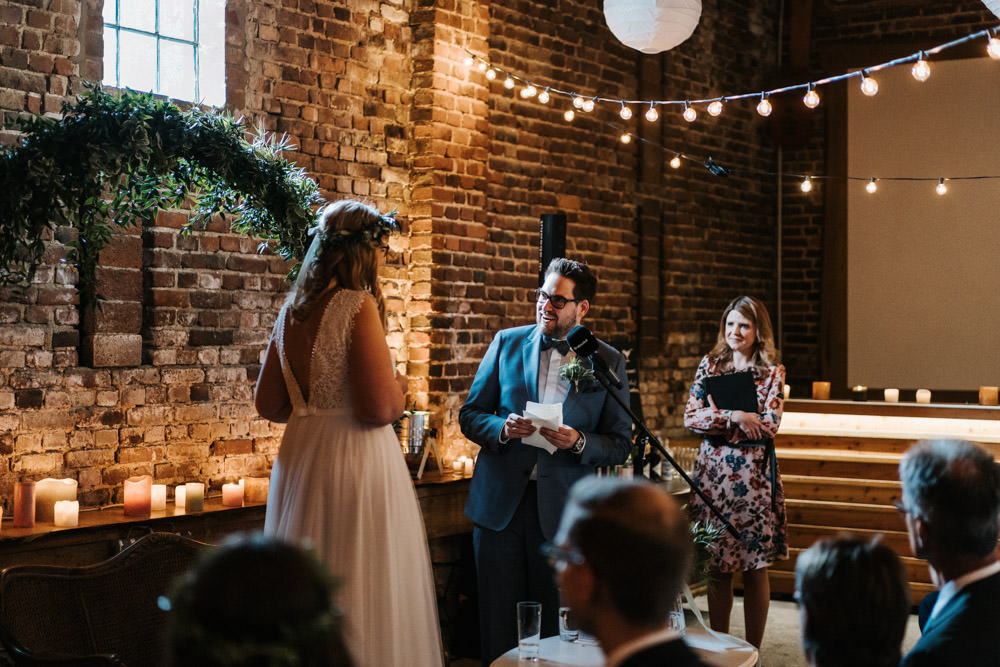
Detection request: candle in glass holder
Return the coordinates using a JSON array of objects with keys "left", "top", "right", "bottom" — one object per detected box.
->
[
  {"left": 783, "top": 384, "right": 791, "bottom": 400},
  {"left": 916, "top": 389, "right": 932, "bottom": 404},
  {"left": 811, "top": 381, "right": 831, "bottom": 400},
  {"left": 151, "top": 484, "right": 167, "bottom": 511},
  {"left": 175, "top": 485, "right": 187, "bottom": 509},
  {"left": 123, "top": 475, "right": 152, "bottom": 516},
  {"left": 464, "top": 457, "right": 474, "bottom": 477},
  {"left": 13, "top": 480, "right": 36, "bottom": 528},
  {"left": 222, "top": 482, "right": 243, "bottom": 507},
  {"left": 884, "top": 388, "right": 899, "bottom": 403},
  {"left": 979, "top": 386, "right": 999, "bottom": 406},
  {"left": 0, "top": 506, "right": 3, "bottom": 535},
  {"left": 34, "top": 478, "right": 78, "bottom": 523},
  {"left": 244, "top": 477, "right": 269, "bottom": 504},
  {"left": 185, "top": 482, "right": 205, "bottom": 512},
  {"left": 53, "top": 500, "right": 79, "bottom": 527},
  {"left": 452, "top": 457, "right": 465, "bottom": 475},
  {"left": 851, "top": 385, "right": 868, "bottom": 402}
]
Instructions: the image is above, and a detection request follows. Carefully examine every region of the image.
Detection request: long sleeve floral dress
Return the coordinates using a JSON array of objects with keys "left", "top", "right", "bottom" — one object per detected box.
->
[{"left": 683, "top": 355, "right": 789, "bottom": 572}]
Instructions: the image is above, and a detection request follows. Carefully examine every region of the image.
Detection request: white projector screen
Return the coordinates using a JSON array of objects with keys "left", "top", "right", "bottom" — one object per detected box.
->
[{"left": 847, "top": 56, "right": 1000, "bottom": 391}]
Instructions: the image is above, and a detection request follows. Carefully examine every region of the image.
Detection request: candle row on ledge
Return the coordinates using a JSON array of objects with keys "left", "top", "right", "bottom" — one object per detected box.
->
[
  {"left": 451, "top": 456, "right": 475, "bottom": 477},
  {"left": 792, "top": 383, "right": 1000, "bottom": 405},
  {"left": 4, "top": 475, "right": 271, "bottom": 532}
]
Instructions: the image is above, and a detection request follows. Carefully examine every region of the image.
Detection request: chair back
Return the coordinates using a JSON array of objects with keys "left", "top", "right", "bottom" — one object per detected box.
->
[{"left": 0, "top": 532, "right": 208, "bottom": 667}]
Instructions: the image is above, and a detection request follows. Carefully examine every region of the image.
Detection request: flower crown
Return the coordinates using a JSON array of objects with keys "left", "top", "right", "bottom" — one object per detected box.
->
[{"left": 309, "top": 208, "right": 400, "bottom": 252}]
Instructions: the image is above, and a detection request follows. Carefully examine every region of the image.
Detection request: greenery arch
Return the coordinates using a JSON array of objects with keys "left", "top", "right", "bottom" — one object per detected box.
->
[{"left": 0, "top": 84, "right": 322, "bottom": 300}]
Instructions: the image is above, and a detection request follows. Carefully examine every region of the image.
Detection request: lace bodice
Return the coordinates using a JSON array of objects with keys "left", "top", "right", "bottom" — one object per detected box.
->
[{"left": 276, "top": 289, "right": 366, "bottom": 411}]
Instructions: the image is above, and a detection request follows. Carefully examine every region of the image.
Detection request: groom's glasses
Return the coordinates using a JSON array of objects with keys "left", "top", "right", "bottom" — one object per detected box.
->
[{"left": 534, "top": 289, "right": 582, "bottom": 310}]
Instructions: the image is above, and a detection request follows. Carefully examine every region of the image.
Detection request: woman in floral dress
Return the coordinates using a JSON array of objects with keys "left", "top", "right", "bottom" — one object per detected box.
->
[{"left": 683, "top": 295, "right": 787, "bottom": 649}]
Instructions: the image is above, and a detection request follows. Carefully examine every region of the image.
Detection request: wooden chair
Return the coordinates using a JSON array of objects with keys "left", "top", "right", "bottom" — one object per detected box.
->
[{"left": 0, "top": 532, "right": 209, "bottom": 667}]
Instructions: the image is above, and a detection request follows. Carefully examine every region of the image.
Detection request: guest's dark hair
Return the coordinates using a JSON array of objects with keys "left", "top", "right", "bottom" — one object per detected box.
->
[
  {"left": 795, "top": 535, "right": 910, "bottom": 667},
  {"left": 564, "top": 478, "right": 690, "bottom": 626},
  {"left": 899, "top": 439, "right": 1000, "bottom": 556},
  {"left": 166, "top": 534, "right": 352, "bottom": 667},
  {"left": 544, "top": 258, "right": 597, "bottom": 302}
]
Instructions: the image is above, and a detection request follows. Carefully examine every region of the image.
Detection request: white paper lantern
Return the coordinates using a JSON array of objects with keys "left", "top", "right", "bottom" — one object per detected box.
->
[
  {"left": 604, "top": 0, "right": 702, "bottom": 54},
  {"left": 983, "top": 0, "right": 1000, "bottom": 19}
]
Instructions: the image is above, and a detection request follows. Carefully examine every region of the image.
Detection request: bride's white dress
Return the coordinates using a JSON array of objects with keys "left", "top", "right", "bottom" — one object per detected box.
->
[{"left": 264, "top": 289, "right": 443, "bottom": 667}]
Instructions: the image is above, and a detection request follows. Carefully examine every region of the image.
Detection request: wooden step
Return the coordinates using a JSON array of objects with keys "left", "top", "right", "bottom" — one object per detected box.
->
[
  {"left": 775, "top": 434, "right": 913, "bottom": 454},
  {"left": 785, "top": 498, "right": 908, "bottom": 533},
  {"left": 782, "top": 474, "right": 901, "bottom": 505},
  {"left": 786, "top": 524, "right": 912, "bottom": 553},
  {"left": 770, "top": 546, "right": 931, "bottom": 584},
  {"left": 776, "top": 448, "right": 902, "bottom": 480},
  {"left": 762, "top": 569, "right": 935, "bottom": 606}
]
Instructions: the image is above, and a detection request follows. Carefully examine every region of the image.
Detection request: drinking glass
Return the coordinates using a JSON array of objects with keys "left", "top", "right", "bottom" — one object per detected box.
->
[
  {"left": 517, "top": 601, "right": 542, "bottom": 660},
  {"left": 558, "top": 606, "right": 579, "bottom": 641},
  {"left": 667, "top": 593, "right": 686, "bottom": 636}
]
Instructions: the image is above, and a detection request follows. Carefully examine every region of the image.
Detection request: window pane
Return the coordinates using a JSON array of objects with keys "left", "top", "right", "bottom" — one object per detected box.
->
[
  {"left": 119, "top": 0, "right": 155, "bottom": 33},
  {"left": 199, "top": 0, "right": 227, "bottom": 106},
  {"left": 119, "top": 31, "right": 157, "bottom": 92},
  {"left": 160, "top": 0, "right": 195, "bottom": 41},
  {"left": 102, "top": 27, "right": 118, "bottom": 87},
  {"left": 102, "top": 0, "right": 117, "bottom": 24},
  {"left": 159, "top": 40, "right": 195, "bottom": 102}
]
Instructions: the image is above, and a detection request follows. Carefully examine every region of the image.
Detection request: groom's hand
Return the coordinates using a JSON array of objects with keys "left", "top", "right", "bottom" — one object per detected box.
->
[
  {"left": 539, "top": 425, "right": 580, "bottom": 450},
  {"left": 502, "top": 414, "right": 536, "bottom": 440}
]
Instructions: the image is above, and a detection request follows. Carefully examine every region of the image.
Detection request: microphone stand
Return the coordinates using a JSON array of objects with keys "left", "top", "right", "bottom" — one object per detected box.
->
[{"left": 590, "top": 362, "right": 740, "bottom": 539}]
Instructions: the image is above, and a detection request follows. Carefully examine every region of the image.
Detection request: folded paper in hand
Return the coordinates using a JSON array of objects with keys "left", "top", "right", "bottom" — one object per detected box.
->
[{"left": 519, "top": 401, "right": 562, "bottom": 454}]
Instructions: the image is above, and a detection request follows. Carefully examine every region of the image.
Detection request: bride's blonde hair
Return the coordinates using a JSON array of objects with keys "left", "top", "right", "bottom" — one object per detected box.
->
[{"left": 286, "top": 200, "right": 396, "bottom": 324}]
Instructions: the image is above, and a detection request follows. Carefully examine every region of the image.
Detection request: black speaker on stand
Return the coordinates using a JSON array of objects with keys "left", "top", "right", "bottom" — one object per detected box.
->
[{"left": 538, "top": 212, "right": 567, "bottom": 284}]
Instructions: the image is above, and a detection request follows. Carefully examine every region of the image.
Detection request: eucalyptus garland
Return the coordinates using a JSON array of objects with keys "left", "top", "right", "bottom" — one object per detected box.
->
[{"left": 0, "top": 83, "right": 323, "bottom": 298}]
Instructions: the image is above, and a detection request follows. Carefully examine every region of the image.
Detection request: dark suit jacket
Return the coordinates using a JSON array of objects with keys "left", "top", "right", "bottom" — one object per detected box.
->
[
  {"left": 618, "top": 638, "right": 712, "bottom": 667},
  {"left": 459, "top": 324, "right": 632, "bottom": 539},
  {"left": 901, "top": 569, "right": 1000, "bottom": 667}
]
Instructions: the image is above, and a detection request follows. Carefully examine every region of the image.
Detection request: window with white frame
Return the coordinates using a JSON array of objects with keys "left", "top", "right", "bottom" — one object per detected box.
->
[{"left": 103, "top": 0, "right": 226, "bottom": 107}]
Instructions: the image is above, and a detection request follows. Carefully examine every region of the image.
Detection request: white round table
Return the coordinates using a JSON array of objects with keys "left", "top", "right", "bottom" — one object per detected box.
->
[{"left": 491, "top": 627, "right": 758, "bottom": 667}]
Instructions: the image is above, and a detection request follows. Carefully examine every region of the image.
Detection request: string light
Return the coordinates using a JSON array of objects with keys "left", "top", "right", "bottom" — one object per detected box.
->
[
  {"left": 800, "top": 177, "right": 813, "bottom": 193},
  {"left": 504, "top": 77, "right": 515, "bottom": 90},
  {"left": 707, "top": 99, "right": 724, "bottom": 116},
  {"left": 682, "top": 102, "right": 696, "bottom": 122},
  {"left": 620, "top": 132, "right": 632, "bottom": 144},
  {"left": 756, "top": 94, "right": 772, "bottom": 117},
  {"left": 463, "top": 56, "right": 474, "bottom": 67},
  {"left": 911, "top": 54, "right": 931, "bottom": 82},
  {"left": 572, "top": 96, "right": 584, "bottom": 109},
  {"left": 564, "top": 109, "right": 575, "bottom": 122},
  {"left": 485, "top": 68, "right": 497, "bottom": 81},
  {"left": 866, "top": 178, "right": 877, "bottom": 194},
  {"left": 619, "top": 103, "right": 632, "bottom": 120},
  {"left": 520, "top": 85, "right": 537, "bottom": 99},
  {"left": 860, "top": 71, "right": 879, "bottom": 97},
  {"left": 477, "top": 61, "right": 488, "bottom": 72},
  {"left": 802, "top": 85, "right": 819, "bottom": 109},
  {"left": 644, "top": 103, "right": 659, "bottom": 122},
  {"left": 581, "top": 97, "right": 595, "bottom": 112},
  {"left": 988, "top": 34, "right": 1000, "bottom": 59},
  {"left": 936, "top": 178, "right": 947, "bottom": 195},
  {"left": 670, "top": 155, "right": 682, "bottom": 169},
  {"left": 537, "top": 88, "right": 550, "bottom": 104}
]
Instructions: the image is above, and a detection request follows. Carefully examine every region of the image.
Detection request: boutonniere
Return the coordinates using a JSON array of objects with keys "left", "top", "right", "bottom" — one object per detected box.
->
[{"left": 559, "top": 355, "right": 595, "bottom": 392}]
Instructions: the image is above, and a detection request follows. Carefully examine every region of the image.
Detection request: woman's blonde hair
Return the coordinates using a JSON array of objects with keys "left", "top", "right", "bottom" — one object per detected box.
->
[
  {"left": 708, "top": 295, "right": 778, "bottom": 375},
  {"left": 286, "top": 200, "right": 393, "bottom": 323}
]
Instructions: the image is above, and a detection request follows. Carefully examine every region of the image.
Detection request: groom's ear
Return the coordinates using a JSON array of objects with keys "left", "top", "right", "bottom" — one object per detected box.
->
[{"left": 577, "top": 300, "right": 590, "bottom": 319}]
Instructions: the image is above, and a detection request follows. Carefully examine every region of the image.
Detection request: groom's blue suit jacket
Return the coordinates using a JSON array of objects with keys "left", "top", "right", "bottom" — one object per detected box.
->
[{"left": 459, "top": 324, "right": 632, "bottom": 540}]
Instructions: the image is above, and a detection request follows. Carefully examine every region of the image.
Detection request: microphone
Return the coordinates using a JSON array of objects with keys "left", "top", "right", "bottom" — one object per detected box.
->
[{"left": 567, "top": 325, "right": 623, "bottom": 390}]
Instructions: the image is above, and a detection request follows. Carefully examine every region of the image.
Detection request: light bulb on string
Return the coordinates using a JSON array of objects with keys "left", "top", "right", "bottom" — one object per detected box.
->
[
  {"left": 670, "top": 155, "right": 682, "bottom": 169},
  {"left": 988, "top": 34, "right": 1000, "bottom": 60},
  {"left": 803, "top": 85, "right": 820, "bottom": 109},
  {"left": 866, "top": 178, "right": 877, "bottom": 194},
  {"left": 682, "top": 102, "right": 697, "bottom": 122},
  {"left": 520, "top": 85, "right": 537, "bottom": 99},
  {"left": 707, "top": 99, "right": 724, "bottom": 116},
  {"left": 911, "top": 54, "right": 931, "bottom": 82},
  {"left": 644, "top": 103, "right": 659, "bottom": 122},
  {"left": 572, "top": 96, "right": 584, "bottom": 109},
  {"left": 537, "top": 88, "right": 550, "bottom": 104},
  {"left": 756, "top": 94, "right": 772, "bottom": 117},
  {"left": 477, "top": 61, "right": 488, "bottom": 72},
  {"left": 619, "top": 103, "right": 632, "bottom": 120},
  {"left": 564, "top": 109, "right": 575, "bottom": 122},
  {"left": 860, "top": 71, "right": 879, "bottom": 97},
  {"left": 800, "top": 177, "right": 813, "bottom": 193},
  {"left": 936, "top": 178, "right": 947, "bottom": 195},
  {"left": 504, "top": 77, "right": 515, "bottom": 90},
  {"left": 463, "top": 56, "right": 474, "bottom": 67},
  {"left": 582, "top": 98, "right": 595, "bottom": 113},
  {"left": 620, "top": 132, "right": 632, "bottom": 144},
  {"left": 485, "top": 68, "right": 497, "bottom": 81}
]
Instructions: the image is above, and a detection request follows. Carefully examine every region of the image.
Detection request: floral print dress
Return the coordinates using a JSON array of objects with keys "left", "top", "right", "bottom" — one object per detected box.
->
[{"left": 684, "top": 355, "right": 789, "bottom": 573}]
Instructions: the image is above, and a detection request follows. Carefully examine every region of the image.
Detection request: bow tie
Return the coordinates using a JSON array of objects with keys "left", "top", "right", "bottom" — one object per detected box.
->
[{"left": 540, "top": 336, "right": 570, "bottom": 356}]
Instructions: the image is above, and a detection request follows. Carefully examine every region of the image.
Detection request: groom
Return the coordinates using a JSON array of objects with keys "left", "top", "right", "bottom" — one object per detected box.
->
[{"left": 460, "top": 257, "right": 632, "bottom": 665}]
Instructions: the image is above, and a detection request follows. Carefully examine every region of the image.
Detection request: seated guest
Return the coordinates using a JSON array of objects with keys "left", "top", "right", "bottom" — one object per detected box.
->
[
  {"left": 898, "top": 439, "right": 1000, "bottom": 667},
  {"left": 547, "top": 477, "right": 710, "bottom": 667},
  {"left": 165, "top": 534, "right": 353, "bottom": 667},
  {"left": 795, "top": 535, "right": 910, "bottom": 667}
]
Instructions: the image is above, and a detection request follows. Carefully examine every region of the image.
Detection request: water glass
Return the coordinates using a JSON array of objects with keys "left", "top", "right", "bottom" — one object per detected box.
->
[
  {"left": 667, "top": 593, "right": 686, "bottom": 636},
  {"left": 558, "top": 606, "right": 579, "bottom": 641},
  {"left": 517, "top": 601, "right": 542, "bottom": 660}
]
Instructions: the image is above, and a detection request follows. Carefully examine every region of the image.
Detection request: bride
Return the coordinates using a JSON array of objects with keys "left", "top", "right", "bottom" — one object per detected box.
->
[{"left": 255, "top": 200, "right": 443, "bottom": 667}]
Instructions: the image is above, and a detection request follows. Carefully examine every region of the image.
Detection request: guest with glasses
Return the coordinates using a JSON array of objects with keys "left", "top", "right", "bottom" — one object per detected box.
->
[{"left": 460, "top": 257, "right": 631, "bottom": 666}]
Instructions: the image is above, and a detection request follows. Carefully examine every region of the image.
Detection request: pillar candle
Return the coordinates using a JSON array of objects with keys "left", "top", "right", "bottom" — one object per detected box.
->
[
  {"left": 175, "top": 485, "right": 187, "bottom": 509},
  {"left": 464, "top": 457, "right": 474, "bottom": 477},
  {"left": 222, "top": 482, "right": 243, "bottom": 507},
  {"left": 452, "top": 457, "right": 465, "bottom": 475},
  {"left": 0, "top": 505, "right": 3, "bottom": 535},
  {"left": 916, "top": 389, "right": 932, "bottom": 404},
  {"left": 884, "top": 388, "right": 899, "bottom": 403},
  {"left": 852, "top": 385, "right": 868, "bottom": 402},
  {"left": 151, "top": 484, "right": 167, "bottom": 511},
  {"left": 13, "top": 480, "right": 36, "bottom": 528},
  {"left": 979, "top": 386, "right": 999, "bottom": 406},
  {"left": 53, "top": 500, "right": 79, "bottom": 527},
  {"left": 783, "top": 384, "right": 791, "bottom": 400},
  {"left": 34, "top": 478, "right": 78, "bottom": 523},
  {"left": 244, "top": 477, "right": 269, "bottom": 504},
  {"left": 185, "top": 482, "right": 205, "bottom": 512},
  {"left": 811, "top": 381, "right": 831, "bottom": 400},
  {"left": 123, "top": 475, "right": 152, "bottom": 517}
]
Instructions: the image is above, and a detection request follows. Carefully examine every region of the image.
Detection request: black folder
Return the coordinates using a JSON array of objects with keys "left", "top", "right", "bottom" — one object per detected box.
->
[{"left": 705, "top": 371, "right": 758, "bottom": 412}]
